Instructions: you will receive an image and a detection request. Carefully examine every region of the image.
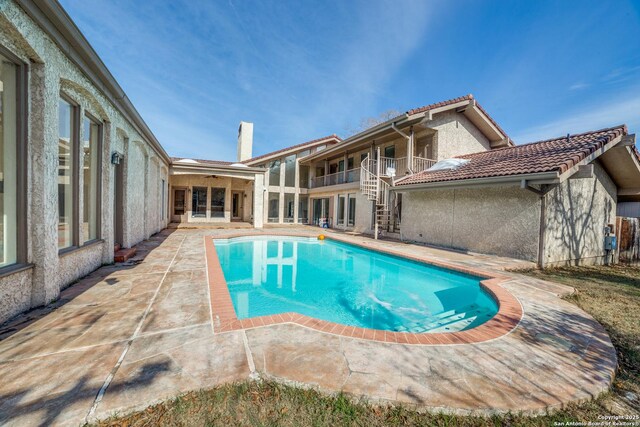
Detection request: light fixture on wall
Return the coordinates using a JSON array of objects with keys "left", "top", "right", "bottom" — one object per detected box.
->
[{"left": 111, "top": 151, "right": 124, "bottom": 165}]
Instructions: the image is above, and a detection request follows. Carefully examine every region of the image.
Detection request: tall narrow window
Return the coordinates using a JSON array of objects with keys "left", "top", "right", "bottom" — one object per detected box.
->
[
  {"left": 268, "top": 192, "right": 279, "bottom": 223},
  {"left": 298, "top": 165, "right": 309, "bottom": 189},
  {"left": 337, "top": 195, "right": 346, "bottom": 226},
  {"left": 210, "top": 187, "right": 225, "bottom": 218},
  {"left": 284, "top": 154, "right": 296, "bottom": 187},
  {"left": 284, "top": 193, "right": 294, "bottom": 223},
  {"left": 348, "top": 194, "right": 356, "bottom": 227},
  {"left": 298, "top": 195, "right": 308, "bottom": 224},
  {"left": 192, "top": 187, "right": 207, "bottom": 218},
  {"left": 58, "top": 98, "right": 75, "bottom": 249},
  {"left": 82, "top": 116, "right": 100, "bottom": 242},
  {"left": 0, "top": 54, "right": 17, "bottom": 266},
  {"left": 268, "top": 160, "right": 281, "bottom": 186},
  {"left": 161, "top": 179, "right": 166, "bottom": 220}
]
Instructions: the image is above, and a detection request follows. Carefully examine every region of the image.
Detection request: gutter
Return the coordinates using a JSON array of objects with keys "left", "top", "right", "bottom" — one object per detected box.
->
[
  {"left": 393, "top": 171, "right": 560, "bottom": 192},
  {"left": 171, "top": 164, "right": 266, "bottom": 174},
  {"left": 16, "top": 0, "right": 171, "bottom": 164}
]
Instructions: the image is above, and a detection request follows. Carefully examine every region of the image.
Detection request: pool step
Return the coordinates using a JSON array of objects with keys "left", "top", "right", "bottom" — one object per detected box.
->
[{"left": 398, "top": 304, "right": 495, "bottom": 333}]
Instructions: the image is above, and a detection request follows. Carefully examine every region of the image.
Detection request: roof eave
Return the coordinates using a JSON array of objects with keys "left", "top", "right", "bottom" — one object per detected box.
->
[
  {"left": 243, "top": 136, "right": 341, "bottom": 166},
  {"left": 393, "top": 171, "right": 560, "bottom": 192},
  {"left": 171, "top": 163, "right": 265, "bottom": 174}
]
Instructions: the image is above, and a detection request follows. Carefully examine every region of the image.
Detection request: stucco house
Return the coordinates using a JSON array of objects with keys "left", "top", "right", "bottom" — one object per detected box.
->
[
  {"left": 395, "top": 125, "right": 639, "bottom": 267},
  {"left": 0, "top": 0, "right": 639, "bottom": 326}
]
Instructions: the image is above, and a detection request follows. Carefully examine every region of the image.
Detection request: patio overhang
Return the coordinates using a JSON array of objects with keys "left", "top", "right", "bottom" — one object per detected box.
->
[{"left": 170, "top": 163, "right": 265, "bottom": 180}]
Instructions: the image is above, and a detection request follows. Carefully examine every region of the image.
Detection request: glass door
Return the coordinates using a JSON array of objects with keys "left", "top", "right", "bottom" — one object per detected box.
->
[
  {"left": 232, "top": 191, "right": 243, "bottom": 220},
  {"left": 173, "top": 189, "right": 186, "bottom": 222}
]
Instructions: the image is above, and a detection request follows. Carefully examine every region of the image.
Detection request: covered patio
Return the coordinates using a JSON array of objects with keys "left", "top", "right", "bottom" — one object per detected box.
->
[{"left": 169, "top": 159, "right": 266, "bottom": 228}]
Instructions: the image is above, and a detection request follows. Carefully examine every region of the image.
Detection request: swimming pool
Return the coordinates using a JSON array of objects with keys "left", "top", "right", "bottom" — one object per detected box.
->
[{"left": 213, "top": 236, "right": 498, "bottom": 333}]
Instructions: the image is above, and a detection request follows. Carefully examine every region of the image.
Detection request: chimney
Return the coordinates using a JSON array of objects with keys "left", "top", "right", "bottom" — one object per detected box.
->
[{"left": 237, "top": 121, "right": 253, "bottom": 162}]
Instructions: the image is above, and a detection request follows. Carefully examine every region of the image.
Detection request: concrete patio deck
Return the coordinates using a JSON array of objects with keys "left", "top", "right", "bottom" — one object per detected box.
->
[{"left": 0, "top": 227, "right": 617, "bottom": 426}]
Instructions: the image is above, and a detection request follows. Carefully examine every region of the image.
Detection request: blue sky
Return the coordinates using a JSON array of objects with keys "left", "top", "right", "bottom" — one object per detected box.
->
[{"left": 59, "top": 0, "right": 640, "bottom": 161}]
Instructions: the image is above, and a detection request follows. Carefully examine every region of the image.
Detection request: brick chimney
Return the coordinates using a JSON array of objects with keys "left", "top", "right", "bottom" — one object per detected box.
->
[{"left": 237, "top": 121, "right": 253, "bottom": 162}]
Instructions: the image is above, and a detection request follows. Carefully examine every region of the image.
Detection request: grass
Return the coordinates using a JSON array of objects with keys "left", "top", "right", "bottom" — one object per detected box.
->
[{"left": 92, "top": 265, "right": 640, "bottom": 426}]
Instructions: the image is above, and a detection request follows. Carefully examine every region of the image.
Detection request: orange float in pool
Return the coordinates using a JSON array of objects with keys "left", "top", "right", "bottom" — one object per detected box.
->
[{"left": 318, "top": 234, "right": 325, "bottom": 240}]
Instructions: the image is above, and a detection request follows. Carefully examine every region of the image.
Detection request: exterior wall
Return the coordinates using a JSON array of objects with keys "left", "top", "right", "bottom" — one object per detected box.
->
[
  {"left": 400, "top": 185, "right": 541, "bottom": 261},
  {"left": 543, "top": 163, "right": 617, "bottom": 266},
  {"left": 0, "top": 1, "right": 170, "bottom": 324},
  {"left": 0, "top": 268, "right": 32, "bottom": 324},
  {"left": 429, "top": 111, "right": 493, "bottom": 160}
]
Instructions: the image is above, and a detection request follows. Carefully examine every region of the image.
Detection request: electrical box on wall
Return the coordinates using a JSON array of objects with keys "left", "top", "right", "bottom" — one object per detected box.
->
[{"left": 605, "top": 235, "right": 617, "bottom": 251}]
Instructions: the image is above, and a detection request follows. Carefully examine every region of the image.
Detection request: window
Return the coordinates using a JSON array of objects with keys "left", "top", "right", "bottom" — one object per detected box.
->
[
  {"left": 284, "top": 154, "right": 296, "bottom": 187},
  {"left": 312, "top": 198, "right": 329, "bottom": 226},
  {"left": 268, "top": 192, "right": 280, "bottom": 222},
  {"left": 191, "top": 187, "right": 207, "bottom": 218},
  {"left": 0, "top": 53, "right": 19, "bottom": 266},
  {"left": 298, "top": 195, "right": 308, "bottom": 224},
  {"left": 348, "top": 194, "right": 356, "bottom": 227},
  {"left": 161, "top": 179, "right": 166, "bottom": 219},
  {"left": 315, "top": 166, "right": 324, "bottom": 177},
  {"left": 360, "top": 153, "right": 368, "bottom": 163},
  {"left": 384, "top": 145, "right": 395, "bottom": 158},
  {"left": 58, "top": 98, "right": 76, "bottom": 249},
  {"left": 210, "top": 187, "right": 225, "bottom": 218},
  {"left": 284, "top": 193, "right": 294, "bottom": 223},
  {"left": 337, "top": 195, "right": 346, "bottom": 226},
  {"left": 347, "top": 157, "right": 354, "bottom": 170},
  {"left": 82, "top": 116, "right": 100, "bottom": 242},
  {"left": 268, "top": 160, "right": 281, "bottom": 186},
  {"left": 314, "top": 145, "right": 326, "bottom": 152},
  {"left": 338, "top": 160, "right": 344, "bottom": 172},
  {"left": 298, "top": 165, "right": 309, "bottom": 188}
]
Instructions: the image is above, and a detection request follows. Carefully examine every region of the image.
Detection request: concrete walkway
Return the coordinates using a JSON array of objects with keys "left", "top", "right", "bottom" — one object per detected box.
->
[{"left": 0, "top": 227, "right": 617, "bottom": 426}]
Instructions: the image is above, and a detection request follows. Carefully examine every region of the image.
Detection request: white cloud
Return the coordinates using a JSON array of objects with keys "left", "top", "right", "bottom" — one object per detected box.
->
[
  {"left": 569, "top": 82, "right": 589, "bottom": 90},
  {"left": 513, "top": 92, "right": 640, "bottom": 144}
]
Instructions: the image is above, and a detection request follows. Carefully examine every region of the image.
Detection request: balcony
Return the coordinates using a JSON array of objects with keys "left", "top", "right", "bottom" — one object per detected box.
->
[
  {"left": 376, "top": 156, "right": 436, "bottom": 178},
  {"left": 310, "top": 168, "right": 360, "bottom": 188}
]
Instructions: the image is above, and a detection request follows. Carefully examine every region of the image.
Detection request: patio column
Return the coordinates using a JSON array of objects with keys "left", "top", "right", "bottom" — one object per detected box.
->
[
  {"left": 253, "top": 173, "right": 265, "bottom": 228},
  {"left": 323, "top": 159, "right": 329, "bottom": 186},
  {"left": 342, "top": 152, "right": 347, "bottom": 183},
  {"left": 408, "top": 126, "right": 414, "bottom": 173}
]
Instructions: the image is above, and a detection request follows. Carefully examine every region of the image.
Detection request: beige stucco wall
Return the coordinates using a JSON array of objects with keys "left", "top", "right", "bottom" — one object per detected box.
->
[
  {"left": 543, "top": 162, "right": 617, "bottom": 266},
  {"left": 429, "top": 111, "right": 493, "bottom": 160},
  {"left": 400, "top": 185, "right": 541, "bottom": 261},
  {"left": 0, "top": 268, "right": 32, "bottom": 324},
  {"left": 0, "top": 1, "right": 170, "bottom": 324}
]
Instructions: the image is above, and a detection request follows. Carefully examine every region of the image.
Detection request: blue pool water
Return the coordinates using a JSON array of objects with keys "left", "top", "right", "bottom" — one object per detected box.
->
[{"left": 214, "top": 236, "right": 498, "bottom": 333}]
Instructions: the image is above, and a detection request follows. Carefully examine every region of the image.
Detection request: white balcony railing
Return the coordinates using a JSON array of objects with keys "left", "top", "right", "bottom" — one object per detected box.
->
[{"left": 310, "top": 168, "right": 360, "bottom": 188}]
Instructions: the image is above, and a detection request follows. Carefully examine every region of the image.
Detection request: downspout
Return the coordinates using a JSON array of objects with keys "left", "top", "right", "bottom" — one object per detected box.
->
[{"left": 538, "top": 193, "right": 546, "bottom": 269}]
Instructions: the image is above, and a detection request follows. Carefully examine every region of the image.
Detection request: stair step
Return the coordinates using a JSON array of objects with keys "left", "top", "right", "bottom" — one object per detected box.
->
[
  {"left": 114, "top": 243, "right": 121, "bottom": 252},
  {"left": 114, "top": 247, "right": 137, "bottom": 263}
]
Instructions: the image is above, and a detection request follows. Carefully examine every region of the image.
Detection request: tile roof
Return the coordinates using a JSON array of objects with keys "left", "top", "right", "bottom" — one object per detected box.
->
[
  {"left": 406, "top": 94, "right": 511, "bottom": 143},
  {"left": 242, "top": 134, "right": 342, "bottom": 165},
  {"left": 395, "top": 125, "right": 628, "bottom": 186}
]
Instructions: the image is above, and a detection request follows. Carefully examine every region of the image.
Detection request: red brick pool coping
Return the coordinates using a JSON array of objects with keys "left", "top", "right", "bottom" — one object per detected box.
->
[{"left": 204, "top": 232, "right": 523, "bottom": 345}]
